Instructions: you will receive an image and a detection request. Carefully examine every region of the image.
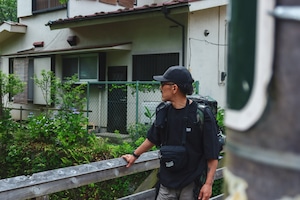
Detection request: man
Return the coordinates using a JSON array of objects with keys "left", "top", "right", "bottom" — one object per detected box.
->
[{"left": 122, "top": 66, "right": 219, "bottom": 200}]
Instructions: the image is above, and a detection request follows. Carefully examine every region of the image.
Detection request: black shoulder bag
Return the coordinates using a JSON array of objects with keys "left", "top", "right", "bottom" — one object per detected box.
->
[{"left": 159, "top": 100, "right": 189, "bottom": 172}]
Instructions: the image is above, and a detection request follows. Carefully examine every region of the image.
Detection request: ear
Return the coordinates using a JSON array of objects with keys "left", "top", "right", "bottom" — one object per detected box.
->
[{"left": 172, "top": 84, "right": 178, "bottom": 93}]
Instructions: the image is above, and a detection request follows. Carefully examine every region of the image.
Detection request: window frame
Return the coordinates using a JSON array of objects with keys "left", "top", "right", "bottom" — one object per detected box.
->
[
  {"left": 62, "top": 53, "right": 99, "bottom": 82},
  {"left": 132, "top": 53, "right": 180, "bottom": 81}
]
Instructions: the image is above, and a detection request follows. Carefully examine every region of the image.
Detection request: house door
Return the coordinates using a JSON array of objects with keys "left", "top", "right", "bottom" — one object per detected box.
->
[{"left": 107, "top": 66, "right": 127, "bottom": 134}]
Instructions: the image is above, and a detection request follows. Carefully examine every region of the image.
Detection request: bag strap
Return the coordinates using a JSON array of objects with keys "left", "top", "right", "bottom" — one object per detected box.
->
[
  {"left": 164, "top": 99, "right": 189, "bottom": 146},
  {"left": 181, "top": 99, "right": 189, "bottom": 145}
]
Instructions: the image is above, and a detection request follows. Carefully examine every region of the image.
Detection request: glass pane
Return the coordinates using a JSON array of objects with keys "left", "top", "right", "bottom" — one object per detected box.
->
[
  {"left": 62, "top": 57, "right": 78, "bottom": 79},
  {"left": 79, "top": 55, "right": 98, "bottom": 80}
]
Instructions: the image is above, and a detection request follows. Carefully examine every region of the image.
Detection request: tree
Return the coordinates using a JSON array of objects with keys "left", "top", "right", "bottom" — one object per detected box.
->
[
  {"left": 0, "top": 0, "right": 17, "bottom": 23},
  {"left": 0, "top": 70, "right": 24, "bottom": 120}
]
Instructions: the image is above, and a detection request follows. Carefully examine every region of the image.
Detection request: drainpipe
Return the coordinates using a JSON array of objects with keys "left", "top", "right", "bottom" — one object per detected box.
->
[
  {"left": 162, "top": 6, "right": 185, "bottom": 66},
  {"left": 66, "top": 0, "right": 70, "bottom": 18}
]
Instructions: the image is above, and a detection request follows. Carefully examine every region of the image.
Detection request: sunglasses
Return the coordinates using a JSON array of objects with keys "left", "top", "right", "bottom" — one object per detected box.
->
[{"left": 161, "top": 82, "right": 175, "bottom": 87}]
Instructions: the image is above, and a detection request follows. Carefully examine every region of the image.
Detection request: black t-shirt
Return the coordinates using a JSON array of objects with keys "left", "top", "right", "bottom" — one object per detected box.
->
[{"left": 147, "top": 100, "right": 219, "bottom": 189}]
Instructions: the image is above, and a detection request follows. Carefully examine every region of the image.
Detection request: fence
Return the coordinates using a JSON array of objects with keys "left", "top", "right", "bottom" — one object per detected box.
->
[
  {"left": 9, "top": 81, "right": 201, "bottom": 135},
  {"left": 86, "top": 81, "right": 161, "bottom": 134},
  {"left": 0, "top": 150, "right": 224, "bottom": 200}
]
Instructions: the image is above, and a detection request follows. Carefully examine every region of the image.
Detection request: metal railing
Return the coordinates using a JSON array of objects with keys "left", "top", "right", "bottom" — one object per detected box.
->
[{"left": 0, "top": 150, "right": 224, "bottom": 200}]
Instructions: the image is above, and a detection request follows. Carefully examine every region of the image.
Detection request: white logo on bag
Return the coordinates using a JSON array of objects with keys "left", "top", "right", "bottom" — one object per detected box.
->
[{"left": 165, "top": 161, "right": 174, "bottom": 168}]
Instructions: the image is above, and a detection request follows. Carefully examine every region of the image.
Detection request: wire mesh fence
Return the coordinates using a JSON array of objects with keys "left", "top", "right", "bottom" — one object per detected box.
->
[
  {"left": 8, "top": 81, "right": 200, "bottom": 135},
  {"left": 86, "top": 81, "right": 162, "bottom": 134},
  {"left": 85, "top": 81, "right": 200, "bottom": 134}
]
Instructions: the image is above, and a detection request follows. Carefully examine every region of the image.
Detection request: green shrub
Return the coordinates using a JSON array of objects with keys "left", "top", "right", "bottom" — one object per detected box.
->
[
  {"left": 0, "top": 70, "right": 224, "bottom": 198},
  {"left": 127, "top": 123, "right": 150, "bottom": 142},
  {"left": 217, "top": 107, "right": 225, "bottom": 133}
]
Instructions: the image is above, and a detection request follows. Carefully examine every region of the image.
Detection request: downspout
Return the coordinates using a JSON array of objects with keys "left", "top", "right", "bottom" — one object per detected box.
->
[
  {"left": 67, "top": 0, "right": 69, "bottom": 18},
  {"left": 162, "top": 6, "right": 185, "bottom": 66}
]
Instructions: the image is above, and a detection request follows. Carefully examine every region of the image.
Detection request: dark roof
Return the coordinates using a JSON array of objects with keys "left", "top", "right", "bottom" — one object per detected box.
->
[{"left": 46, "top": 0, "right": 192, "bottom": 27}]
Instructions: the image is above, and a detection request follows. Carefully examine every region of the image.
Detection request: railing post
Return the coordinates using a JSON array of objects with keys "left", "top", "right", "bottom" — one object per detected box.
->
[{"left": 20, "top": 106, "right": 22, "bottom": 122}]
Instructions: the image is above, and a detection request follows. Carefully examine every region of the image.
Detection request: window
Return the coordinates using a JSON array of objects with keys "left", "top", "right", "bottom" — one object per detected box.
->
[
  {"left": 10, "top": 58, "right": 29, "bottom": 104},
  {"left": 132, "top": 53, "right": 179, "bottom": 81},
  {"left": 10, "top": 57, "right": 52, "bottom": 105},
  {"left": 62, "top": 54, "right": 99, "bottom": 82},
  {"left": 32, "top": 0, "right": 66, "bottom": 13}
]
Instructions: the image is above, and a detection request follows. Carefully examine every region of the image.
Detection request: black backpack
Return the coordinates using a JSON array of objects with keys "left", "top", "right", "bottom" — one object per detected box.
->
[
  {"left": 155, "top": 95, "right": 225, "bottom": 153},
  {"left": 188, "top": 95, "right": 226, "bottom": 152}
]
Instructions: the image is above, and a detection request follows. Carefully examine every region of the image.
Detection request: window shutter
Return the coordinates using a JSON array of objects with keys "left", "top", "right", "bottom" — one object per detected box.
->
[
  {"left": 99, "top": 0, "right": 117, "bottom": 5},
  {"left": 118, "top": 0, "right": 134, "bottom": 8},
  {"left": 13, "top": 58, "right": 29, "bottom": 104}
]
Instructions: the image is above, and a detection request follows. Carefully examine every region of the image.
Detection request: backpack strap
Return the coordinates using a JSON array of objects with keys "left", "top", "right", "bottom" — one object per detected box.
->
[
  {"left": 196, "top": 103, "right": 219, "bottom": 134},
  {"left": 156, "top": 100, "right": 189, "bottom": 146},
  {"left": 155, "top": 101, "right": 171, "bottom": 128},
  {"left": 181, "top": 99, "right": 190, "bottom": 145},
  {"left": 164, "top": 99, "right": 189, "bottom": 145}
]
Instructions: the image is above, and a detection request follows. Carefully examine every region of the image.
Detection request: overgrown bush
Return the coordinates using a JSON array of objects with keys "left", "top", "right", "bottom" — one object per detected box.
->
[
  {"left": 127, "top": 122, "right": 150, "bottom": 142},
  {"left": 0, "top": 70, "right": 155, "bottom": 199},
  {"left": 217, "top": 107, "right": 225, "bottom": 134},
  {"left": 0, "top": 69, "right": 225, "bottom": 198}
]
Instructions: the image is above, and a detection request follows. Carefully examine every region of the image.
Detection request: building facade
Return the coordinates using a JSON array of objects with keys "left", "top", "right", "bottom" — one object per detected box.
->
[{"left": 0, "top": 0, "right": 228, "bottom": 133}]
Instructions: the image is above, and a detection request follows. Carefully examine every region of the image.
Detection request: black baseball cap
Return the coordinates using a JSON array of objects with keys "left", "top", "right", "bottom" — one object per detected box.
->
[{"left": 153, "top": 66, "right": 194, "bottom": 84}]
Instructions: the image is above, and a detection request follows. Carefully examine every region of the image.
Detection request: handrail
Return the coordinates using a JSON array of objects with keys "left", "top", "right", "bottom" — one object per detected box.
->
[{"left": 0, "top": 151, "right": 223, "bottom": 200}]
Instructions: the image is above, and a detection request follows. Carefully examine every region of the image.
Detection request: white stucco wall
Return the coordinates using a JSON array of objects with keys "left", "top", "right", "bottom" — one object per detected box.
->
[
  {"left": 17, "top": 0, "right": 32, "bottom": 18},
  {"left": 2, "top": 10, "right": 70, "bottom": 55},
  {"left": 68, "top": 15, "right": 183, "bottom": 56},
  {"left": 188, "top": 5, "right": 227, "bottom": 108}
]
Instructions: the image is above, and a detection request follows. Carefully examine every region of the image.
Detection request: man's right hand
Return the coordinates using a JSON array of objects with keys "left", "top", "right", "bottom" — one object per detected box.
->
[{"left": 121, "top": 154, "right": 137, "bottom": 168}]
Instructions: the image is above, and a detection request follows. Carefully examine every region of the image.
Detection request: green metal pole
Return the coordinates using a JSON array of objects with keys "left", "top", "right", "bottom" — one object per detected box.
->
[{"left": 86, "top": 82, "right": 90, "bottom": 119}]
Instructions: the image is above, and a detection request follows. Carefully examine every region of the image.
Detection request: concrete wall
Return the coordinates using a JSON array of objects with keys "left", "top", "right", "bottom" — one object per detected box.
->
[{"left": 188, "top": 5, "right": 227, "bottom": 107}]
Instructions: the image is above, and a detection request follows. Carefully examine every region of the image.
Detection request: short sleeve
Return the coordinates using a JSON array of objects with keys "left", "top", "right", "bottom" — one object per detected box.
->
[{"left": 146, "top": 122, "right": 162, "bottom": 146}]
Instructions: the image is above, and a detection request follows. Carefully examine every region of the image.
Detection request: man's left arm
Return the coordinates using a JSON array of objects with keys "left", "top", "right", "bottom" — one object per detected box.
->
[{"left": 198, "top": 159, "right": 218, "bottom": 200}]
